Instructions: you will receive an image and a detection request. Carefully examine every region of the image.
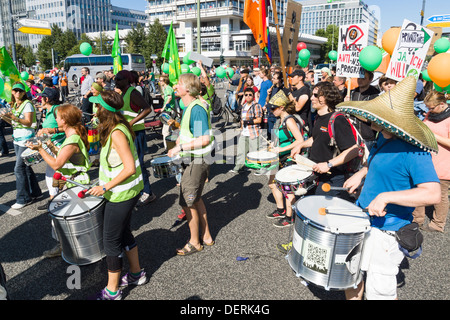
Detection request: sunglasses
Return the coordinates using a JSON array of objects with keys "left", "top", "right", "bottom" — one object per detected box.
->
[
  {"left": 313, "top": 93, "right": 320, "bottom": 98},
  {"left": 244, "top": 94, "right": 253, "bottom": 97}
]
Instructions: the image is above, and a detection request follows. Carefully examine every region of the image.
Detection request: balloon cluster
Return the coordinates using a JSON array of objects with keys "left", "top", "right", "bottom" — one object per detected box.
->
[{"left": 297, "top": 42, "right": 309, "bottom": 67}]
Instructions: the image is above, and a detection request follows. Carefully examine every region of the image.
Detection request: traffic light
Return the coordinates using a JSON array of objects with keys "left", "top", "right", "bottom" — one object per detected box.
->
[{"left": 220, "top": 54, "right": 224, "bottom": 65}]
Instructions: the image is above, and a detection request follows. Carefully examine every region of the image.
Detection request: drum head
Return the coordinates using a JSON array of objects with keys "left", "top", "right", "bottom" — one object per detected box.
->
[
  {"left": 246, "top": 151, "right": 278, "bottom": 162},
  {"left": 165, "top": 134, "right": 178, "bottom": 142},
  {"left": 295, "top": 195, "right": 370, "bottom": 234},
  {"left": 21, "top": 148, "right": 35, "bottom": 156},
  {"left": 151, "top": 156, "right": 173, "bottom": 164},
  {"left": 49, "top": 186, "right": 103, "bottom": 218},
  {"left": 275, "top": 165, "right": 312, "bottom": 183}
]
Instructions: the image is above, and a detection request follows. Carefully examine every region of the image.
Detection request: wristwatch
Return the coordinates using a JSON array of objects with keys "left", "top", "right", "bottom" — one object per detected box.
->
[{"left": 327, "top": 161, "right": 333, "bottom": 168}]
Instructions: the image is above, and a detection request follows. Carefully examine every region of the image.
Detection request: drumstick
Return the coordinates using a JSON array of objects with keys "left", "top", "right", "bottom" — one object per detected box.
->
[
  {"left": 318, "top": 207, "right": 368, "bottom": 216},
  {"left": 53, "top": 172, "right": 90, "bottom": 189},
  {"left": 292, "top": 156, "right": 332, "bottom": 175},
  {"left": 321, "top": 183, "right": 350, "bottom": 192}
]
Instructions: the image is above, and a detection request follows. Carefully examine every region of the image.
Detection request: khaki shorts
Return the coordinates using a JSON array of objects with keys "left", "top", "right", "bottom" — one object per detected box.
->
[{"left": 179, "top": 158, "right": 210, "bottom": 207}]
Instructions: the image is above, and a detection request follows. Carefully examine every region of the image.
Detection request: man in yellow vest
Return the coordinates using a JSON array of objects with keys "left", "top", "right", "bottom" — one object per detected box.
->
[
  {"left": 168, "top": 73, "right": 215, "bottom": 255},
  {"left": 114, "top": 70, "right": 156, "bottom": 205}
]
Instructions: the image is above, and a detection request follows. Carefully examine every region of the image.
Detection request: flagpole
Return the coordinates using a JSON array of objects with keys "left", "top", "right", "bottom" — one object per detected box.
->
[{"left": 271, "top": 0, "right": 288, "bottom": 87}]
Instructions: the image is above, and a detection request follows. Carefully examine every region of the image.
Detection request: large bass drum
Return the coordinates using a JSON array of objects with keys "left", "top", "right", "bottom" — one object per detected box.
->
[
  {"left": 49, "top": 186, "right": 105, "bottom": 266},
  {"left": 287, "top": 195, "right": 371, "bottom": 291}
]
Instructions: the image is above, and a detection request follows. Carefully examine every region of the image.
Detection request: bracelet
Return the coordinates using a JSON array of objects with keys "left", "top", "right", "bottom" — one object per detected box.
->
[
  {"left": 102, "top": 186, "right": 107, "bottom": 192},
  {"left": 55, "top": 127, "right": 59, "bottom": 133}
]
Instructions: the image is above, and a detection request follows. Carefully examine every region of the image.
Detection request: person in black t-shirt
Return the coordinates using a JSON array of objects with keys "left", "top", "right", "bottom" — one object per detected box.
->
[
  {"left": 288, "top": 68, "right": 312, "bottom": 134},
  {"left": 291, "top": 81, "right": 359, "bottom": 200}
]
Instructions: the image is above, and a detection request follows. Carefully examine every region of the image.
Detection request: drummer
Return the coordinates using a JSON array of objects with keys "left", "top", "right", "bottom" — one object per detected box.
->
[
  {"left": 159, "top": 74, "right": 177, "bottom": 151},
  {"left": 265, "top": 90, "right": 305, "bottom": 228},
  {"left": 1, "top": 82, "right": 42, "bottom": 209},
  {"left": 34, "top": 88, "right": 66, "bottom": 211},
  {"left": 340, "top": 76, "right": 440, "bottom": 300},
  {"left": 87, "top": 90, "right": 147, "bottom": 300}
]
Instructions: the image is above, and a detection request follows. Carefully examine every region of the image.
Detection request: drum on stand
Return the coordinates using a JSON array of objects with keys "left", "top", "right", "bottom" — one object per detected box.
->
[
  {"left": 150, "top": 155, "right": 181, "bottom": 179},
  {"left": 287, "top": 195, "right": 371, "bottom": 291},
  {"left": 274, "top": 164, "right": 317, "bottom": 196},
  {"left": 245, "top": 150, "right": 278, "bottom": 172},
  {"left": 49, "top": 186, "right": 105, "bottom": 266}
]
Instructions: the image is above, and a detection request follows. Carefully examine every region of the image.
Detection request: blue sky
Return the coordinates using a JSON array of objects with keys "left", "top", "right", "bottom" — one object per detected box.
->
[{"left": 111, "top": 0, "right": 448, "bottom": 34}]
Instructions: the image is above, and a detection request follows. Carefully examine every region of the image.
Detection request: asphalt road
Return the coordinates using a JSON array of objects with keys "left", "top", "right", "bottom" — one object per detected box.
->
[{"left": 0, "top": 87, "right": 449, "bottom": 307}]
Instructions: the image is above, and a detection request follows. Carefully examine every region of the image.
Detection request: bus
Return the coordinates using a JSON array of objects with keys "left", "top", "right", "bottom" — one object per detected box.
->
[{"left": 64, "top": 53, "right": 146, "bottom": 84}]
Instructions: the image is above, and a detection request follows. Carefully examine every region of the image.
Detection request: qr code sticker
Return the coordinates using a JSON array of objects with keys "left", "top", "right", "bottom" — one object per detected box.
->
[{"left": 302, "top": 239, "right": 331, "bottom": 275}]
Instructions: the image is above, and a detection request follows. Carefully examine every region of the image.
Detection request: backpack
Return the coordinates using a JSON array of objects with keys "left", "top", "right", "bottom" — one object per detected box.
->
[
  {"left": 143, "top": 84, "right": 153, "bottom": 106},
  {"left": 209, "top": 93, "right": 222, "bottom": 115},
  {"left": 280, "top": 114, "right": 309, "bottom": 143},
  {"left": 327, "top": 112, "right": 369, "bottom": 173}
]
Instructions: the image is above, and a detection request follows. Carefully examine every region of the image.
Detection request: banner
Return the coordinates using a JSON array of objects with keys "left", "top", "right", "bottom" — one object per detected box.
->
[
  {"left": 0, "top": 47, "right": 29, "bottom": 102},
  {"left": 161, "top": 22, "right": 181, "bottom": 85},
  {"left": 386, "top": 19, "right": 434, "bottom": 81},
  {"left": 111, "top": 23, "right": 123, "bottom": 74},
  {"left": 244, "top": 0, "right": 271, "bottom": 64},
  {"left": 336, "top": 23, "right": 369, "bottom": 79},
  {"left": 282, "top": 0, "right": 302, "bottom": 69}
]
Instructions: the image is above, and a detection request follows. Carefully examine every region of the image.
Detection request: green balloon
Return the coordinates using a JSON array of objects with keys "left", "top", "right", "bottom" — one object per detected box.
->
[
  {"left": 226, "top": 68, "right": 234, "bottom": 78},
  {"left": 191, "top": 66, "right": 201, "bottom": 76},
  {"left": 20, "top": 71, "right": 29, "bottom": 81},
  {"left": 328, "top": 50, "right": 338, "bottom": 61},
  {"left": 297, "top": 57, "right": 309, "bottom": 68},
  {"left": 179, "top": 98, "right": 185, "bottom": 110},
  {"left": 434, "top": 38, "right": 450, "bottom": 54},
  {"left": 183, "top": 52, "right": 194, "bottom": 65},
  {"left": 422, "top": 70, "right": 431, "bottom": 82},
  {"left": 180, "top": 64, "right": 190, "bottom": 74},
  {"left": 80, "top": 42, "right": 92, "bottom": 56},
  {"left": 0, "top": 77, "right": 4, "bottom": 95},
  {"left": 434, "top": 82, "right": 450, "bottom": 92},
  {"left": 162, "top": 62, "right": 170, "bottom": 74},
  {"left": 216, "top": 66, "right": 226, "bottom": 79},
  {"left": 359, "top": 46, "right": 383, "bottom": 71},
  {"left": 298, "top": 49, "right": 310, "bottom": 61}
]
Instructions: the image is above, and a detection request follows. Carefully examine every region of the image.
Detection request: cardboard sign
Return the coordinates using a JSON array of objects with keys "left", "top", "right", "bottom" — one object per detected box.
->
[
  {"left": 386, "top": 19, "right": 434, "bottom": 81},
  {"left": 336, "top": 23, "right": 369, "bottom": 79},
  {"left": 282, "top": 0, "right": 303, "bottom": 68},
  {"left": 189, "top": 52, "right": 214, "bottom": 68}
]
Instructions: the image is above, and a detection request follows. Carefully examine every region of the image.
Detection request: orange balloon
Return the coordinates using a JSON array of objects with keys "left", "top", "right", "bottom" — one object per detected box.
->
[
  {"left": 427, "top": 53, "right": 450, "bottom": 88},
  {"left": 381, "top": 27, "right": 401, "bottom": 56},
  {"left": 28, "top": 74, "right": 34, "bottom": 80},
  {"left": 39, "top": 73, "right": 44, "bottom": 80}
]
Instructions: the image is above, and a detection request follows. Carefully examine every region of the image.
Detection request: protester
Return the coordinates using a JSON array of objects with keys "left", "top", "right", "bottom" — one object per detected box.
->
[
  {"left": 114, "top": 70, "right": 156, "bottom": 206},
  {"left": 378, "top": 75, "right": 397, "bottom": 93},
  {"left": 168, "top": 73, "right": 215, "bottom": 255},
  {"left": 412, "top": 90, "right": 450, "bottom": 233},
  {"left": 159, "top": 74, "right": 177, "bottom": 150},
  {"left": 265, "top": 71, "right": 286, "bottom": 141},
  {"left": 58, "top": 71, "right": 68, "bottom": 102},
  {"left": 333, "top": 76, "right": 347, "bottom": 99},
  {"left": 88, "top": 91, "right": 147, "bottom": 300},
  {"left": 80, "top": 67, "right": 94, "bottom": 122},
  {"left": 288, "top": 68, "right": 312, "bottom": 134},
  {"left": 339, "top": 76, "right": 440, "bottom": 300}
]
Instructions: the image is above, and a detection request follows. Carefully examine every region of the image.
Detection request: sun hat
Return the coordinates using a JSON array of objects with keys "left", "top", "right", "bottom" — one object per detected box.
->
[
  {"left": 267, "top": 88, "right": 291, "bottom": 109},
  {"left": 336, "top": 76, "right": 438, "bottom": 153},
  {"left": 12, "top": 83, "right": 26, "bottom": 91},
  {"left": 89, "top": 95, "right": 117, "bottom": 112}
]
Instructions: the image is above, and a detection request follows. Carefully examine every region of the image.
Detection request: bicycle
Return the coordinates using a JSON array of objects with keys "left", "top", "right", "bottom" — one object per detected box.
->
[{"left": 211, "top": 90, "right": 240, "bottom": 131}]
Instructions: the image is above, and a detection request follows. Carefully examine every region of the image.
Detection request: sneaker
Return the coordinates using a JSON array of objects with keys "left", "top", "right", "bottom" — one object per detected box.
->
[
  {"left": 11, "top": 201, "right": 32, "bottom": 209},
  {"left": 137, "top": 193, "right": 157, "bottom": 206},
  {"left": 266, "top": 209, "right": 286, "bottom": 219},
  {"left": 43, "top": 244, "right": 62, "bottom": 258},
  {"left": 38, "top": 201, "right": 51, "bottom": 211},
  {"left": 253, "top": 169, "right": 267, "bottom": 176},
  {"left": 228, "top": 168, "right": 243, "bottom": 174},
  {"left": 277, "top": 242, "right": 293, "bottom": 254},
  {"left": 273, "top": 216, "right": 294, "bottom": 228},
  {"left": 119, "top": 269, "right": 149, "bottom": 288},
  {"left": 32, "top": 194, "right": 44, "bottom": 201},
  {"left": 177, "top": 209, "right": 186, "bottom": 220},
  {"left": 89, "top": 287, "right": 122, "bottom": 300}
]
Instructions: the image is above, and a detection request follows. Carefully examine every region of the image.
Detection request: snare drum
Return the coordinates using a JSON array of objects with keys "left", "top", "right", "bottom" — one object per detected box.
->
[
  {"left": 159, "top": 111, "right": 172, "bottom": 125},
  {"left": 49, "top": 186, "right": 105, "bottom": 265},
  {"left": 150, "top": 155, "right": 181, "bottom": 179},
  {"left": 21, "top": 144, "right": 55, "bottom": 166},
  {"left": 288, "top": 195, "right": 371, "bottom": 291},
  {"left": 245, "top": 151, "right": 278, "bottom": 171},
  {"left": 275, "top": 164, "right": 317, "bottom": 195}
]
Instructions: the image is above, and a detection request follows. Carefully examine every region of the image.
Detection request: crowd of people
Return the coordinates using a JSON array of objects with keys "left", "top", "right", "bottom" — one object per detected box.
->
[{"left": 0, "top": 55, "right": 449, "bottom": 300}]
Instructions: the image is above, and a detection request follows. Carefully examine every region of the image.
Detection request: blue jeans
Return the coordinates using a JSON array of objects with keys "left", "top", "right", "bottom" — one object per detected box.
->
[
  {"left": 0, "top": 121, "right": 9, "bottom": 155},
  {"left": 134, "top": 130, "right": 152, "bottom": 195},
  {"left": 228, "top": 91, "right": 237, "bottom": 111},
  {"left": 267, "top": 114, "right": 277, "bottom": 141},
  {"left": 14, "top": 144, "right": 42, "bottom": 204}
]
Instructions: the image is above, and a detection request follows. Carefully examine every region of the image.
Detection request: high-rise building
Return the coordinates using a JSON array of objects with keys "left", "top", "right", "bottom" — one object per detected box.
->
[
  {"left": 298, "top": 0, "right": 379, "bottom": 45},
  {"left": 111, "top": 5, "right": 147, "bottom": 29}
]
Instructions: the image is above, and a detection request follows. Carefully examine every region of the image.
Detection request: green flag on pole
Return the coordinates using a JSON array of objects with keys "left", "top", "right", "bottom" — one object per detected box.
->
[
  {"left": 0, "top": 47, "right": 29, "bottom": 102},
  {"left": 112, "top": 23, "right": 123, "bottom": 74},
  {"left": 161, "top": 22, "right": 181, "bottom": 85}
]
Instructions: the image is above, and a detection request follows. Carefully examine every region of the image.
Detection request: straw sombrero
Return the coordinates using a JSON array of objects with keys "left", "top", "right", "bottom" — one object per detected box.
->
[
  {"left": 267, "top": 89, "right": 291, "bottom": 108},
  {"left": 336, "top": 76, "right": 438, "bottom": 153}
]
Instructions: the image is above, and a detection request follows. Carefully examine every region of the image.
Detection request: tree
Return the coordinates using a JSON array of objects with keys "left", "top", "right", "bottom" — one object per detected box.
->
[
  {"left": 145, "top": 19, "right": 168, "bottom": 69},
  {"left": 36, "top": 24, "right": 71, "bottom": 69},
  {"left": 124, "top": 24, "right": 146, "bottom": 54},
  {"left": 65, "top": 34, "right": 94, "bottom": 57},
  {"left": 315, "top": 24, "right": 339, "bottom": 63}
]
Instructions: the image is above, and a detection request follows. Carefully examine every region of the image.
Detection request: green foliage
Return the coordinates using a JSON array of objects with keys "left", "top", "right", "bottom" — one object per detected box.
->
[{"left": 315, "top": 24, "right": 339, "bottom": 63}]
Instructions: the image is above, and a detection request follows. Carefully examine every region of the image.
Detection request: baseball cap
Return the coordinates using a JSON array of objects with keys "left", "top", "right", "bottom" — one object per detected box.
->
[
  {"left": 115, "top": 70, "right": 133, "bottom": 82},
  {"left": 37, "top": 87, "right": 59, "bottom": 101},
  {"left": 288, "top": 69, "right": 306, "bottom": 78},
  {"left": 12, "top": 83, "right": 26, "bottom": 91}
]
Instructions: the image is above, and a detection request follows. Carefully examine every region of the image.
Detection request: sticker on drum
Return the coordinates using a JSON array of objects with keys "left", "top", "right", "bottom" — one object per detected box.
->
[
  {"left": 274, "top": 164, "right": 317, "bottom": 194},
  {"left": 245, "top": 151, "right": 278, "bottom": 170},
  {"left": 287, "top": 195, "right": 371, "bottom": 291},
  {"left": 159, "top": 112, "right": 172, "bottom": 125}
]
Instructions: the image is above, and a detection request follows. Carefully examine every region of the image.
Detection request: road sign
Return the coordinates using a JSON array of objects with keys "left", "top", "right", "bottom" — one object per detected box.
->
[
  {"left": 427, "top": 22, "right": 450, "bottom": 28},
  {"left": 18, "top": 26, "right": 51, "bottom": 36},
  {"left": 17, "top": 19, "right": 51, "bottom": 35},
  {"left": 427, "top": 14, "right": 450, "bottom": 23}
]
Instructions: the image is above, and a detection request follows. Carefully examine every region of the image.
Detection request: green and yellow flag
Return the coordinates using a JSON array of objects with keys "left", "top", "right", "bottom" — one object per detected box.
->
[
  {"left": 0, "top": 47, "right": 29, "bottom": 102},
  {"left": 112, "top": 23, "right": 123, "bottom": 74},
  {"left": 161, "top": 22, "right": 181, "bottom": 85}
]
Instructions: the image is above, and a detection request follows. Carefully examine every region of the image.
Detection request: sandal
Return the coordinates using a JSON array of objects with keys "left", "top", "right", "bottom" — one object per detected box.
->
[
  {"left": 202, "top": 240, "right": 215, "bottom": 246},
  {"left": 176, "top": 242, "right": 204, "bottom": 256}
]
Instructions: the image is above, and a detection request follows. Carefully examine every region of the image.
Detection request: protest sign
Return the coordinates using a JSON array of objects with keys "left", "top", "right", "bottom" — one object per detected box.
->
[
  {"left": 386, "top": 19, "right": 434, "bottom": 81},
  {"left": 336, "top": 23, "right": 369, "bottom": 79}
]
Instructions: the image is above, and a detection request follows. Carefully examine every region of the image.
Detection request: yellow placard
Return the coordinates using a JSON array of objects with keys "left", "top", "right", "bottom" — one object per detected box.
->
[
  {"left": 18, "top": 26, "right": 51, "bottom": 35},
  {"left": 427, "top": 22, "right": 450, "bottom": 28}
]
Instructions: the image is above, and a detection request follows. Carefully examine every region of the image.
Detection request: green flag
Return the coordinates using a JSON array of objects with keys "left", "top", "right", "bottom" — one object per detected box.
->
[
  {"left": 0, "top": 47, "right": 29, "bottom": 102},
  {"left": 112, "top": 23, "right": 123, "bottom": 75},
  {"left": 161, "top": 22, "right": 181, "bottom": 85}
]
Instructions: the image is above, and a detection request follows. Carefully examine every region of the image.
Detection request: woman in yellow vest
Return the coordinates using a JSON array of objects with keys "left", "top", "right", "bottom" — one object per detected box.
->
[
  {"left": 87, "top": 90, "right": 147, "bottom": 300},
  {"left": 1, "top": 82, "right": 42, "bottom": 209},
  {"left": 168, "top": 73, "right": 215, "bottom": 256},
  {"left": 26, "top": 103, "right": 91, "bottom": 258}
]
